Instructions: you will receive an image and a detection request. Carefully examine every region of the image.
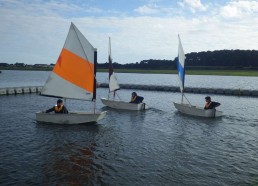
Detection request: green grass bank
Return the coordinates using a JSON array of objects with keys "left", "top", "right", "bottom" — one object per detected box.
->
[
  {"left": 1, "top": 67, "right": 258, "bottom": 76},
  {"left": 97, "top": 69, "right": 258, "bottom": 76}
]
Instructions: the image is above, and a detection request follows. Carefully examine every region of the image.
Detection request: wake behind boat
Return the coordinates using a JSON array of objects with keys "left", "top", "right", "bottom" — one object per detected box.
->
[
  {"left": 173, "top": 35, "right": 222, "bottom": 118},
  {"left": 36, "top": 22, "right": 106, "bottom": 124},
  {"left": 100, "top": 37, "right": 148, "bottom": 111}
]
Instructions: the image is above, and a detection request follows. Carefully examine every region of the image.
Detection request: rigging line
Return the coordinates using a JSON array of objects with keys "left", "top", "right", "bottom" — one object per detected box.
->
[
  {"left": 108, "top": 91, "right": 122, "bottom": 101},
  {"left": 115, "top": 91, "right": 122, "bottom": 101},
  {"left": 72, "top": 24, "right": 98, "bottom": 82},
  {"left": 183, "top": 93, "right": 191, "bottom": 106}
]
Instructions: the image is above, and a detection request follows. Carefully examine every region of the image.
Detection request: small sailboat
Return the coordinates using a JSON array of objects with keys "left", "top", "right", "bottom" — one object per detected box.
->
[
  {"left": 36, "top": 22, "right": 107, "bottom": 124},
  {"left": 101, "top": 37, "right": 148, "bottom": 111},
  {"left": 173, "top": 35, "right": 222, "bottom": 118}
]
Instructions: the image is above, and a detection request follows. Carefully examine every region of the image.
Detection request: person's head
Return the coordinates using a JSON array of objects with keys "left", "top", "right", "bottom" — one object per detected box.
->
[
  {"left": 57, "top": 99, "right": 63, "bottom": 106},
  {"left": 205, "top": 96, "right": 211, "bottom": 102},
  {"left": 132, "top": 92, "right": 137, "bottom": 97}
]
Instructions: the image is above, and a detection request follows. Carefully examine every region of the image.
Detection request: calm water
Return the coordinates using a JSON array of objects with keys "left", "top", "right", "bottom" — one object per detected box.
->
[
  {"left": 1, "top": 71, "right": 258, "bottom": 185},
  {"left": 1, "top": 70, "right": 258, "bottom": 90}
]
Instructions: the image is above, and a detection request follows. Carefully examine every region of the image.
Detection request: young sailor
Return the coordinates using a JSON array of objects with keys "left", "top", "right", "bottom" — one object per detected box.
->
[
  {"left": 45, "top": 99, "right": 68, "bottom": 114},
  {"left": 130, "top": 92, "right": 144, "bottom": 104},
  {"left": 204, "top": 96, "right": 221, "bottom": 110}
]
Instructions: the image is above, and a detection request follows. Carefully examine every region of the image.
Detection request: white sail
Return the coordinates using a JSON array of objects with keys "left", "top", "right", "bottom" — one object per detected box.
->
[
  {"left": 177, "top": 35, "right": 186, "bottom": 94},
  {"left": 109, "top": 72, "right": 120, "bottom": 92},
  {"left": 108, "top": 37, "right": 120, "bottom": 92},
  {"left": 41, "top": 22, "right": 96, "bottom": 100},
  {"left": 41, "top": 73, "right": 92, "bottom": 100}
]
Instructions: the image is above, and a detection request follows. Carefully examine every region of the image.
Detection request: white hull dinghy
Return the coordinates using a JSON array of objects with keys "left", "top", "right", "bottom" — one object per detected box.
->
[
  {"left": 173, "top": 35, "right": 222, "bottom": 118},
  {"left": 36, "top": 111, "right": 106, "bottom": 124},
  {"left": 101, "top": 98, "right": 148, "bottom": 111},
  {"left": 173, "top": 102, "right": 222, "bottom": 118},
  {"left": 101, "top": 37, "right": 148, "bottom": 111},
  {"left": 36, "top": 22, "right": 107, "bottom": 124}
]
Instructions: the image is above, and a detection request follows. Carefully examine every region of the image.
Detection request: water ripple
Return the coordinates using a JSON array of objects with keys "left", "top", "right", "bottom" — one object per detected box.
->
[{"left": 1, "top": 89, "right": 258, "bottom": 185}]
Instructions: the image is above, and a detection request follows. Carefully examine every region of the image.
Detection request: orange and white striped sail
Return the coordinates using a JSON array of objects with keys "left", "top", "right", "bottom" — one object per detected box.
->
[{"left": 41, "top": 22, "right": 96, "bottom": 100}]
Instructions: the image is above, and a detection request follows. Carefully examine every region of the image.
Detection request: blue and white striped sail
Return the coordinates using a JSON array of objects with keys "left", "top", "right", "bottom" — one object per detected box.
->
[{"left": 177, "top": 35, "right": 186, "bottom": 94}]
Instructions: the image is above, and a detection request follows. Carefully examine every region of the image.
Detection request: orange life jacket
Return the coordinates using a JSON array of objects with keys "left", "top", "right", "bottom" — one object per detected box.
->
[{"left": 55, "top": 105, "right": 63, "bottom": 112}]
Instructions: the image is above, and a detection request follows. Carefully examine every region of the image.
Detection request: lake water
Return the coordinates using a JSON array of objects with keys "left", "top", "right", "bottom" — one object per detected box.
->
[
  {"left": 1, "top": 70, "right": 258, "bottom": 185},
  {"left": 1, "top": 70, "right": 258, "bottom": 90}
]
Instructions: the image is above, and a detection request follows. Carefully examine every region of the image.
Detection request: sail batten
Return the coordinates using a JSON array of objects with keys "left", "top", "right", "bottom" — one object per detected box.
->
[
  {"left": 40, "top": 23, "right": 95, "bottom": 101},
  {"left": 177, "top": 35, "right": 186, "bottom": 94}
]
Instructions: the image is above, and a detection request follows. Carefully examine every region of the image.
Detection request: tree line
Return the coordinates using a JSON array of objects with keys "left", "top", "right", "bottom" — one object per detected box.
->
[{"left": 98, "top": 49, "right": 258, "bottom": 70}]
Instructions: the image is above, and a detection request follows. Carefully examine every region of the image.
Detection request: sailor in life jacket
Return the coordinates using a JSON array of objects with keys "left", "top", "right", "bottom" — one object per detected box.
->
[
  {"left": 204, "top": 96, "right": 221, "bottom": 110},
  {"left": 130, "top": 92, "right": 144, "bottom": 104},
  {"left": 45, "top": 99, "right": 69, "bottom": 114}
]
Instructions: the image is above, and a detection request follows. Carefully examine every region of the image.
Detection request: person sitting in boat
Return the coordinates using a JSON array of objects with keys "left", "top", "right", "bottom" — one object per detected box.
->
[
  {"left": 45, "top": 99, "right": 68, "bottom": 114},
  {"left": 130, "top": 92, "right": 144, "bottom": 104},
  {"left": 204, "top": 96, "right": 221, "bottom": 110}
]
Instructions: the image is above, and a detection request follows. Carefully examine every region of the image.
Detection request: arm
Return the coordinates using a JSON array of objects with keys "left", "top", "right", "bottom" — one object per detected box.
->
[
  {"left": 62, "top": 106, "right": 69, "bottom": 114},
  {"left": 204, "top": 102, "right": 212, "bottom": 109},
  {"left": 211, "top": 102, "right": 221, "bottom": 108},
  {"left": 46, "top": 107, "right": 55, "bottom": 113},
  {"left": 136, "top": 96, "right": 144, "bottom": 103},
  {"left": 130, "top": 96, "right": 137, "bottom": 103}
]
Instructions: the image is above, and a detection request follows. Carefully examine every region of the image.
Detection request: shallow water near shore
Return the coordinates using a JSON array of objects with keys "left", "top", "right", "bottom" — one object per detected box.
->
[{"left": 1, "top": 86, "right": 258, "bottom": 185}]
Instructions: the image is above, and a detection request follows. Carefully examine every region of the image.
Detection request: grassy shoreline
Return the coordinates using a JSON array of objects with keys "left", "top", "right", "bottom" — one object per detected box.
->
[
  {"left": 1, "top": 67, "right": 258, "bottom": 76},
  {"left": 97, "top": 69, "right": 258, "bottom": 76}
]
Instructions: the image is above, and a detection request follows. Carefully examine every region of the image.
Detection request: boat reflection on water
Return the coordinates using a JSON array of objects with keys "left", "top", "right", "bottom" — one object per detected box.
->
[
  {"left": 102, "top": 105, "right": 148, "bottom": 123},
  {"left": 41, "top": 143, "right": 103, "bottom": 185}
]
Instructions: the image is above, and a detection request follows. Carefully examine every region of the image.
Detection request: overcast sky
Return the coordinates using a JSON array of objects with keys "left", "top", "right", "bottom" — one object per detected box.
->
[{"left": 0, "top": 0, "right": 257, "bottom": 65}]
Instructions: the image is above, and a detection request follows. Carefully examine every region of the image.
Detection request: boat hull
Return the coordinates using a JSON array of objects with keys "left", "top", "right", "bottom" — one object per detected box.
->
[
  {"left": 101, "top": 98, "right": 148, "bottom": 111},
  {"left": 173, "top": 102, "right": 222, "bottom": 118},
  {"left": 36, "top": 111, "right": 107, "bottom": 124}
]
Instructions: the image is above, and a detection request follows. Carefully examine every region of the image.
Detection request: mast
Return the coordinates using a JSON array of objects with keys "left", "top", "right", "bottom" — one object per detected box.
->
[
  {"left": 93, "top": 50, "right": 97, "bottom": 100},
  {"left": 181, "top": 89, "right": 184, "bottom": 103},
  {"left": 93, "top": 49, "right": 97, "bottom": 113},
  {"left": 108, "top": 37, "right": 112, "bottom": 94}
]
